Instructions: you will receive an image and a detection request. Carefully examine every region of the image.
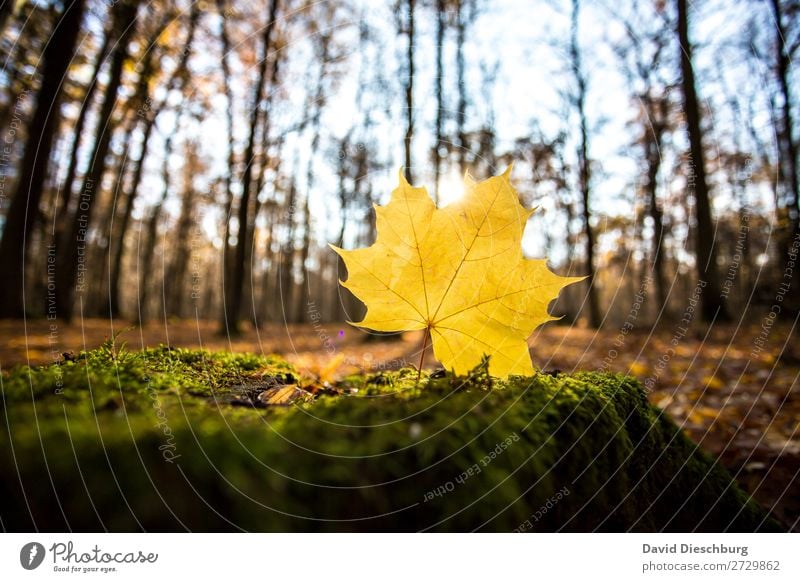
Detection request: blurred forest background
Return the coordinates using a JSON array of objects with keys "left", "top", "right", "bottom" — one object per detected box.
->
[
  {"left": 0, "top": 0, "right": 798, "bottom": 333},
  {"left": 0, "top": 0, "right": 799, "bottom": 529}
]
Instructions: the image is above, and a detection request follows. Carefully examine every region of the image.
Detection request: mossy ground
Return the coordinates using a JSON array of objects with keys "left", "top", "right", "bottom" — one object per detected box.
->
[{"left": 0, "top": 342, "right": 780, "bottom": 531}]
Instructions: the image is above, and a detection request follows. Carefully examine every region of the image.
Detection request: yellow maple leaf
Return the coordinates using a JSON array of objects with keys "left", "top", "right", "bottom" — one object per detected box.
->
[{"left": 331, "top": 168, "right": 583, "bottom": 378}]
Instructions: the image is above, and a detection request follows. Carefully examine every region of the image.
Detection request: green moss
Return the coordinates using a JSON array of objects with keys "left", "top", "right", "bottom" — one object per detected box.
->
[{"left": 0, "top": 347, "right": 780, "bottom": 532}]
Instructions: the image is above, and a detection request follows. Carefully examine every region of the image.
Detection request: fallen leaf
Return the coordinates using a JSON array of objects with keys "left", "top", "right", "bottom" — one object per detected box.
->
[
  {"left": 702, "top": 374, "right": 725, "bottom": 390},
  {"left": 257, "top": 385, "right": 312, "bottom": 406},
  {"left": 332, "top": 168, "right": 582, "bottom": 377}
]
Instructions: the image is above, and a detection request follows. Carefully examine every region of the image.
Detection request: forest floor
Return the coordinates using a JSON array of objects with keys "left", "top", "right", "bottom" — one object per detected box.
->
[{"left": 0, "top": 317, "right": 798, "bottom": 530}]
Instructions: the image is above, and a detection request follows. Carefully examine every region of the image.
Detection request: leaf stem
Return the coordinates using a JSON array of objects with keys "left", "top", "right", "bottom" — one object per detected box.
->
[{"left": 416, "top": 327, "right": 429, "bottom": 384}]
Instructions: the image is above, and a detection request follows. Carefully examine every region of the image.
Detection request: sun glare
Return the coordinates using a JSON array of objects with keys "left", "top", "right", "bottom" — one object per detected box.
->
[{"left": 437, "top": 172, "right": 466, "bottom": 207}]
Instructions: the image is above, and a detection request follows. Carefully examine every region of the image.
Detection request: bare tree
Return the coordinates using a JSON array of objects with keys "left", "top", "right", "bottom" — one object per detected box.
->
[
  {"left": 224, "top": 0, "right": 281, "bottom": 334},
  {"left": 107, "top": 5, "right": 184, "bottom": 317},
  {"left": 167, "top": 140, "right": 203, "bottom": 317},
  {"left": 279, "top": 176, "right": 297, "bottom": 321},
  {"left": 0, "top": 0, "right": 86, "bottom": 318},
  {"left": 395, "top": 0, "right": 416, "bottom": 182},
  {"left": 676, "top": 0, "right": 729, "bottom": 321},
  {"left": 295, "top": 13, "right": 339, "bottom": 323},
  {"left": 432, "top": 0, "right": 446, "bottom": 201},
  {"left": 455, "top": 0, "right": 468, "bottom": 174},
  {"left": 568, "top": 0, "right": 601, "bottom": 327},
  {"left": 0, "top": 0, "right": 12, "bottom": 36},
  {"left": 215, "top": 0, "right": 238, "bottom": 327},
  {"left": 136, "top": 118, "right": 181, "bottom": 325},
  {"left": 613, "top": 1, "right": 673, "bottom": 312},
  {"left": 54, "top": 0, "right": 138, "bottom": 321},
  {"left": 768, "top": 0, "right": 800, "bottom": 301},
  {"left": 56, "top": 21, "right": 113, "bottom": 238}
]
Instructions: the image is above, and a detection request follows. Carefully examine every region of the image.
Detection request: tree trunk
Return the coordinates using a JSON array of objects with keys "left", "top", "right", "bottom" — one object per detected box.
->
[
  {"left": 107, "top": 7, "right": 196, "bottom": 318},
  {"left": 246, "top": 36, "right": 284, "bottom": 328},
  {"left": 293, "top": 31, "right": 330, "bottom": 323},
  {"left": 280, "top": 179, "right": 297, "bottom": 322},
  {"left": 676, "top": 0, "right": 729, "bottom": 322},
  {"left": 87, "top": 112, "right": 139, "bottom": 315},
  {"left": 216, "top": 0, "right": 237, "bottom": 329},
  {"left": 259, "top": 208, "right": 277, "bottom": 323},
  {"left": 108, "top": 112, "right": 155, "bottom": 317},
  {"left": 54, "top": 0, "right": 137, "bottom": 322},
  {"left": 723, "top": 87, "right": 751, "bottom": 303},
  {"left": 770, "top": 0, "right": 799, "bottom": 221},
  {"left": 225, "top": 0, "right": 281, "bottom": 335},
  {"left": 167, "top": 143, "right": 200, "bottom": 318},
  {"left": 136, "top": 127, "right": 178, "bottom": 325},
  {"left": 55, "top": 24, "right": 113, "bottom": 237},
  {"left": 0, "top": 0, "right": 86, "bottom": 318},
  {"left": 403, "top": 0, "right": 415, "bottom": 183},
  {"left": 294, "top": 177, "right": 312, "bottom": 325},
  {"left": 292, "top": 172, "right": 312, "bottom": 327},
  {"left": 295, "top": 191, "right": 312, "bottom": 324},
  {"left": 0, "top": 0, "right": 12, "bottom": 35},
  {"left": 334, "top": 144, "right": 349, "bottom": 322},
  {"left": 570, "top": 0, "right": 601, "bottom": 328},
  {"left": 645, "top": 96, "right": 668, "bottom": 312},
  {"left": 433, "top": 0, "right": 445, "bottom": 203},
  {"left": 456, "top": 0, "right": 467, "bottom": 175},
  {"left": 769, "top": 0, "right": 800, "bottom": 304}
]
